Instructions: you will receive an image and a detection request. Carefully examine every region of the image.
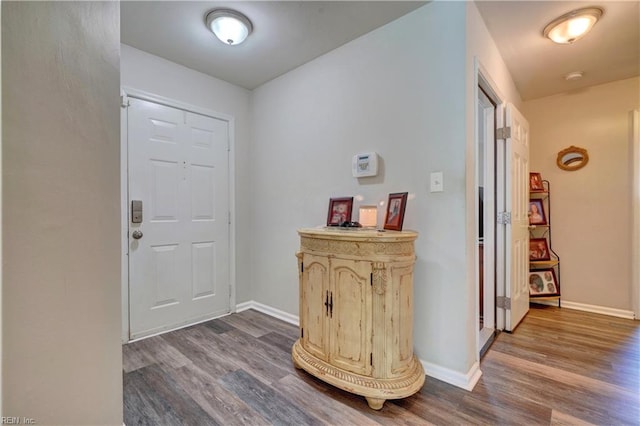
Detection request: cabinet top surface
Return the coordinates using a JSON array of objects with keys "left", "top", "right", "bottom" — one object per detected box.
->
[{"left": 298, "top": 227, "right": 418, "bottom": 242}]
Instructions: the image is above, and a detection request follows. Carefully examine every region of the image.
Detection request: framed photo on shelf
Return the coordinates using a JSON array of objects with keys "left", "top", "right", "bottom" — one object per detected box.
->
[
  {"left": 529, "top": 238, "right": 550, "bottom": 261},
  {"left": 529, "top": 269, "right": 559, "bottom": 296},
  {"left": 384, "top": 192, "right": 408, "bottom": 231},
  {"left": 528, "top": 199, "right": 547, "bottom": 225},
  {"left": 326, "top": 197, "right": 353, "bottom": 226},
  {"left": 529, "top": 172, "right": 544, "bottom": 192}
]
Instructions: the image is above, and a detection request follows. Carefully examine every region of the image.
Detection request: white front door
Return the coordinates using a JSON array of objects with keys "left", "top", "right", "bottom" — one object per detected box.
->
[
  {"left": 504, "top": 103, "right": 530, "bottom": 331},
  {"left": 127, "top": 98, "right": 230, "bottom": 339}
]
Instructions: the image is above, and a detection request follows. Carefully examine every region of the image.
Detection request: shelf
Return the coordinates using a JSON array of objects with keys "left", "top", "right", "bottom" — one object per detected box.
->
[
  {"left": 530, "top": 295, "right": 561, "bottom": 308},
  {"left": 530, "top": 260, "right": 559, "bottom": 268},
  {"left": 530, "top": 296, "right": 561, "bottom": 305},
  {"left": 528, "top": 225, "right": 549, "bottom": 229},
  {"left": 529, "top": 191, "right": 548, "bottom": 199}
]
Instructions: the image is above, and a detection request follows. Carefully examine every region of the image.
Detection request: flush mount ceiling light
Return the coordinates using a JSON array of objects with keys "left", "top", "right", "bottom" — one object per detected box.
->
[
  {"left": 205, "top": 9, "right": 253, "bottom": 46},
  {"left": 543, "top": 7, "right": 603, "bottom": 44}
]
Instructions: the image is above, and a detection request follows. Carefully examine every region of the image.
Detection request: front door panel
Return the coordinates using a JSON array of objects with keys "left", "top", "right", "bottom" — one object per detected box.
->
[{"left": 128, "top": 98, "right": 230, "bottom": 339}]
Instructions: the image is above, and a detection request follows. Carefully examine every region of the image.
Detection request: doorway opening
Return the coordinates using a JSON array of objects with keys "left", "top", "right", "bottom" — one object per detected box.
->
[
  {"left": 120, "top": 88, "right": 235, "bottom": 342},
  {"left": 475, "top": 63, "right": 531, "bottom": 350},
  {"left": 477, "top": 83, "right": 497, "bottom": 355}
]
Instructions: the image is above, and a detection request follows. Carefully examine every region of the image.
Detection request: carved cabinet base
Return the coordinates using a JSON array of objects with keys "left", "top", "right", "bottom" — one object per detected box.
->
[
  {"left": 293, "top": 228, "right": 424, "bottom": 410},
  {"left": 292, "top": 340, "right": 425, "bottom": 410}
]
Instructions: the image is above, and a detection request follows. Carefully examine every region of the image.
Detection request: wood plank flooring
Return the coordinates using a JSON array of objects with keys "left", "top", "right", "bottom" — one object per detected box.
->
[{"left": 123, "top": 306, "right": 639, "bottom": 425}]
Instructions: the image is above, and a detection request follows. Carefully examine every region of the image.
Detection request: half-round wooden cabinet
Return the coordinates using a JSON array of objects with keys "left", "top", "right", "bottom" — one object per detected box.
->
[{"left": 292, "top": 228, "right": 424, "bottom": 410}]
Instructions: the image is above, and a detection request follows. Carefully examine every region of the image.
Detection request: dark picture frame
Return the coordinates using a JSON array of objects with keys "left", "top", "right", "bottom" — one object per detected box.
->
[
  {"left": 326, "top": 197, "right": 353, "bottom": 226},
  {"left": 529, "top": 269, "right": 559, "bottom": 296},
  {"left": 383, "top": 192, "right": 408, "bottom": 231},
  {"left": 529, "top": 172, "right": 544, "bottom": 192},
  {"left": 529, "top": 238, "right": 550, "bottom": 261},
  {"left": 528, "top": 199, "right": 547, "bottom": 225}
]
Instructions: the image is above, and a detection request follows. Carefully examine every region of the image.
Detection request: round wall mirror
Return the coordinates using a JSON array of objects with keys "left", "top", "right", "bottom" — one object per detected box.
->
[{"left": 557, "top": 146, "right": 589, "bottom": 171}]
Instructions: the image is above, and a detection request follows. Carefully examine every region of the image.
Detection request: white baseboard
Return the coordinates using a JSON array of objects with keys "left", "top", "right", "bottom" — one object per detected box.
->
[
  {"left": 531, "top": 299, "right": 640, "bottom": 319},
  {"left": 531, "top": 299, "right": 635, "bottom": 319},
  {"left": 421, "top": 360, "right": 482, "bottom": 391},
  {"left": 561, "top": 300, "right": 634, "bottom": 320},
  {"left": 236, "top": 300, "right": 300, "bottom": 326},
  {"left": 235, "top": 300, "right": 254, "bottom": 313},
  {"left": 236, "top": 300, "right": 481, "bottom": 391}
]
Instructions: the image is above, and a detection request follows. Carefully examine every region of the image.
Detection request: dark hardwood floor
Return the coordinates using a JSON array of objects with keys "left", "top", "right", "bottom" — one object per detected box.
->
[{"left": 123, "top": 306, "right": 640, "bottom": 425}]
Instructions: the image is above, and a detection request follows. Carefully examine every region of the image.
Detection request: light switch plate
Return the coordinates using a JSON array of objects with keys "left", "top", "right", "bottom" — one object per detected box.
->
[{"left": 430, "top": 172, "right": 444, "bottom": 192}]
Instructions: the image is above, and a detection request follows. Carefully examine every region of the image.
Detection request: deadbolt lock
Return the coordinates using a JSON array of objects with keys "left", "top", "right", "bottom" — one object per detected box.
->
[{"left": 131, "top": 200, "right": 143, "bottom": 223}]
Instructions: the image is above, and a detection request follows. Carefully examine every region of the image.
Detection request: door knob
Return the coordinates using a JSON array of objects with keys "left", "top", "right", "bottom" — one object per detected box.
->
[{"left": 132, "top": 230, "right": 143, "bottom": 240}]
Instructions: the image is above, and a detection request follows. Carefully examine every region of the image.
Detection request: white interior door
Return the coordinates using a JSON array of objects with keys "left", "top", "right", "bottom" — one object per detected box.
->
[
  {"left": 128, "top": 98, "right": 230, "bottom": 340},
  {"left": 504, "top": 103, "right": 530, "bottom": 331}
]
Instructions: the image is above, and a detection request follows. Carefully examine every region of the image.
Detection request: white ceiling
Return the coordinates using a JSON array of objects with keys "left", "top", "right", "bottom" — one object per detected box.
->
[
  {"left": 121, "top": 1, "right": 640, "bottom": 100},
  {"left": 475, "top": 1, "right": 639, "bottom": 101},
  {"left": 121, "top": 1, "right": 426, "bottom": 90}
]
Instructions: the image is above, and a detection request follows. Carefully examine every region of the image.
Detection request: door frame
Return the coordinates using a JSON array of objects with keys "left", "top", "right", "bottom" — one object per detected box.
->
[
  {"left": 476, "top": 83, "right": 496, "bottom": 353},
  {"left": 474, "top": 59, "right": 506, "bottom": 353},
  {"left": 119, "top": 87, "right": 237, "bottom": 342},
  {"left": 631, "top": 110, "right": 640, "bottom": 320}
]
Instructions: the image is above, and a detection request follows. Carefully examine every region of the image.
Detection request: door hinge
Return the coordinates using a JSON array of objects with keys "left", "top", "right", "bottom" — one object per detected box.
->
[
  {"left": 301, "top": 328, "right": 304, "bottom": 338},
  {"left": 370, "top": 273, "right": 373, "bottom": 286},
  {"left": 301, "top": 262, "right": 304, "bottom": 273},
  {"left": 497, "top": 211, "right": 512, "bottom": 225},
  {"left": 370, "top": 353, "right": 373, "bottom": 366},
  {"left": 496, "top": 126, "right": 511, "bottom": 140},
  {"left": 120, "top": 95, "right": 130, "bottom": 108},
  {"left": 496, "top": 296, "right": 511, "bottom": 310},
  {"left": 228, "top": 211, "right": 232, "bottom": 225}
]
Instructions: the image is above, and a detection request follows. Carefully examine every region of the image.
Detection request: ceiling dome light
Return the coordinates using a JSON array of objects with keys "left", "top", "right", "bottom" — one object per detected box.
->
[
  {"left": 206, "top": 9, "right": 253, "bottom": 45},
  {"left": 543, "top": 7, "right": 603, "bottom": 44}
]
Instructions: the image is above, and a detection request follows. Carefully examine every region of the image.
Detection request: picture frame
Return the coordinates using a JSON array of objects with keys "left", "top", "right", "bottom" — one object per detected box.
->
[
  {"left": 529, "top": 238, "right": 550, "bottom": 261},
  {"left": 326, "top": 197, "right": 353, "bottom": 226},
  {"left": 383, "top": 192, "right": 408, "bottom": 231},
  {"left": 529, "top": 172, "right": 544, "bottom": 192},
  {"left": 529, "top": 269, "right": 559, "bottom": 296},
  {"left": 528, "top": 199, "right": 547, "bottom": 225}
]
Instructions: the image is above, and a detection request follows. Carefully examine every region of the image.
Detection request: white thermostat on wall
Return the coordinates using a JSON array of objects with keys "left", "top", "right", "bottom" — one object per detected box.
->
[{"left": 352, "top": 152, "right": 379, "bottom": 177}]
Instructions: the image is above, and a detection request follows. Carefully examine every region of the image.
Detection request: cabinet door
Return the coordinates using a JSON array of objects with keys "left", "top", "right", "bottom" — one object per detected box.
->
[
  {"left": 389, "top": 263, "right": 415, "bottom": 376},
  {"left": 300, "top": 254, "right": 330, "bottom": 362},
  {"left": 329, "top": 259, "right": 372, "bottom": 376}
]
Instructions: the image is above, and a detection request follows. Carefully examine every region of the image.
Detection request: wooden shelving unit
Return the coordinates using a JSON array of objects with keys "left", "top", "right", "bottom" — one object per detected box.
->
[{"left": 529, "top": 180, "right": 561, "bottom": 306}]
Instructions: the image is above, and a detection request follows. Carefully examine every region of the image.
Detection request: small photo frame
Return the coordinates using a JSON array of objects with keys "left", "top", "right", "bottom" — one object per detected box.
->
[
  {"left": 384, "top": 192, "right": 408, "bottom": 231},
  {"left": 529, "top": 238, "right": 550, "bottom": 261},
  {"left": 529, "top": 172, "right": 544, "bottom": 192},
  {"left": 529, "top": 269, "right": 559, "bottom": 296},
  {"left": 528, "top": 199, "right": 547, "bottom": 225},
  {"left": 326, "top": 197, "right": 353, "bottom": 226}
]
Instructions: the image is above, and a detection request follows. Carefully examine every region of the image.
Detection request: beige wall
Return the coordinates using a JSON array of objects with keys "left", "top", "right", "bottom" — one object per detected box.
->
[
  {"left": 250, "top": 2, "right": 473, "bottom": 382},
  {"left": 0, "top": 1, "right": 3, "bottom": 414},
  {"left": 2, "top": 2, "right": 122, "bottom": 423},
  {"left": 523, "top": 77, "right": 640, "bottom": 311}
]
